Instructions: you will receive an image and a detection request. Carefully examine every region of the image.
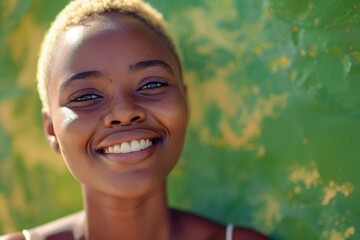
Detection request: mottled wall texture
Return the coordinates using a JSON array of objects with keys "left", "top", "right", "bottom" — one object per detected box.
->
[{"left": 1, "top": 0, "right": 359, "bottom": 239}]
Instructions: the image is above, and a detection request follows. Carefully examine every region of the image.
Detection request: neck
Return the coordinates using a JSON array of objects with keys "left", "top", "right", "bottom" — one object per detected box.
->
[{"left": 79, "top": 184, "right": 170, "bottom": 240}]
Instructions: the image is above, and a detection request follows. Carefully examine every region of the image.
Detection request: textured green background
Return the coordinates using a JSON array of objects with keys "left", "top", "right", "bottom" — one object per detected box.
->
[{"left": 1, "top": 0, "right": 360, "bottom": 239}]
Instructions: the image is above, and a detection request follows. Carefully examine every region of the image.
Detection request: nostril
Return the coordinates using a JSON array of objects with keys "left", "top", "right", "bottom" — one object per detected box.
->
[
  {"left": 131, "top": 116, "right": 141, "bottom": 122},
  {"left": 111, "top": 120, "right": 121, "bottom": 125},
  {"left": 105, "top": 107, "right": 145, "bottom": 127}
]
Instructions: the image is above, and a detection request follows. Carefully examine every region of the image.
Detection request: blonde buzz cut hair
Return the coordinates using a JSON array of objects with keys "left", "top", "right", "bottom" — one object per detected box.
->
[{"left": 37, "top": 0, "right": 181, "bottom": 112}]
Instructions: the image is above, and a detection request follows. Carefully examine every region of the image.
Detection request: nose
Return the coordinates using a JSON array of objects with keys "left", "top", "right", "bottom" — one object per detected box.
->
[{"left": 103, "top": 97, "right": 146, "bottom": 127}]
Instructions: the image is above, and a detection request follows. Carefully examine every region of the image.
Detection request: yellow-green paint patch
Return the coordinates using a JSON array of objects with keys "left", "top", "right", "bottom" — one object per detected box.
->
[
  {"left": 289, "top": 162, "right": 320, "bottom": 189},
  {"left": 321, "top": 226, "right": 355, "bottom": 240},
  {"left": 322, "top": 181, "right": 354, "bottom": 206}
]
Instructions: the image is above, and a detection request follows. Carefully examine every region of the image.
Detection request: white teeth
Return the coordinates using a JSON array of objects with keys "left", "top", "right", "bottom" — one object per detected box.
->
[
  {"left": 113, "top": 145, "right": 120, "bottom": 153},
  {"left": 140, "top": 139, "right": 146, "bottom": 149},
  {"left": 130, "top": 140, "right": 141, "bottom": 151},
  {"left": 103, "top": 139, "right": 153, "bottom": 154},
  {"left": 120, "top": 142, "right": 131, "bottom": 153}
]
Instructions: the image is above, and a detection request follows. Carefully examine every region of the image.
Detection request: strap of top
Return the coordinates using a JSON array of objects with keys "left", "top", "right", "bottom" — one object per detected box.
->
[
  {"left": 22, "top": 229, "right": 31, "bottom": 240},
  {"left": 226, "top": 224, "right": 234, "bottom": 240}
]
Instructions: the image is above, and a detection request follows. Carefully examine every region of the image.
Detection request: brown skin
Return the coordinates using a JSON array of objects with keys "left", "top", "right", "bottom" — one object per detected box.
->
[{"left": 1, "top": 14, "right": 268, "bottom": 240}]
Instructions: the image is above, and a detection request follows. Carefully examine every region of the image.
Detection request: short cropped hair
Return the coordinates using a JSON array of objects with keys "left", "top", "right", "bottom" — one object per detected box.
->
[{"left": 37, "top": 0, "right": 181, "bottom": 112}]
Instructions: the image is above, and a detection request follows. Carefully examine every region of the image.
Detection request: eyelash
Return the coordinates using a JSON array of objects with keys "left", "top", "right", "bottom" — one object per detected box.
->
[
  {"left": 139, "top": 81, "right": 168, "bottom": 91},
  {"left": 70, "top": 93, "right": 102, "bottom": 102},
  {"left": 68, "top": 80, "right": 167, "bottom": 103}
]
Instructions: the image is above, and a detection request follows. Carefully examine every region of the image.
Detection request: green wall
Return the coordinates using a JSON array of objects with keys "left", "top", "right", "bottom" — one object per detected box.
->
[{"left": 1, "top": 0, "right": 359, "bottom": 239}]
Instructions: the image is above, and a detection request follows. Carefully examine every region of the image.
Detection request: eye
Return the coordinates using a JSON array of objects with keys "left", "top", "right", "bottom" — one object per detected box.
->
[
  {"left": 138, "top": 81, "right": 168, "bottom": 91},
  {"left": 70, "top": 93, "right": 102, "bottom": 102}
]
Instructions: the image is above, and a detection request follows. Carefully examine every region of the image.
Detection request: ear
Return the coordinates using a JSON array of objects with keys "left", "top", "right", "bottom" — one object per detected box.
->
[
  {"left": 42, "top": 110, "right": 60, "bottom": 153},
  {"left": 182, "top": 83, "right": 188, "bottom": 98}
]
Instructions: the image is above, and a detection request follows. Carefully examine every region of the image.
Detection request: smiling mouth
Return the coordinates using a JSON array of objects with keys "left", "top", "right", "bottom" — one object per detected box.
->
[{"left": 98, "top": 138, "right": 160, "bottom": 154}]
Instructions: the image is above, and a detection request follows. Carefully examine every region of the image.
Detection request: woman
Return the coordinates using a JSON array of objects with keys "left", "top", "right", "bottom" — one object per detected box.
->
[{"left": 2, "top": 0, "right": 268, "bottom": 239}]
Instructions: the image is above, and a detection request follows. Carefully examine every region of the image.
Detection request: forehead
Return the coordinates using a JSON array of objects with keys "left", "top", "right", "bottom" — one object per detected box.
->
[{"left": 49, "top": 13, "right": 179, "bottom": 85}]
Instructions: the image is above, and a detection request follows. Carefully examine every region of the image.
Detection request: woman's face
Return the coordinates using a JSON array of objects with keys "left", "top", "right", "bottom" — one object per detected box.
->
[{"left": 44, "top": 14, "right": 188, "bottom": 198}]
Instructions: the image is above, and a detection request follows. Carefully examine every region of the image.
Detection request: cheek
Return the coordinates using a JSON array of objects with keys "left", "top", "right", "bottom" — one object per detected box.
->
[
  {"left": 58, "top": 108, "right": 79, "bottom": 127},
  {"left": 156, "top": 95, "right": 188, "bottom": 136},
  {"left": 55, "top": 107, "right": 98, "bottom": 134},
  {"left": 158, "top": 96, "right": 188, "bottom": 174},
  {"left": 152, "top": 94, "right": 188, "bottom": 161},
  {"left": 53, "top": 108, "right": 97, "bottom": 156},
  {"left": 52, "top": 108, "right": 97, "bottom": 181}
]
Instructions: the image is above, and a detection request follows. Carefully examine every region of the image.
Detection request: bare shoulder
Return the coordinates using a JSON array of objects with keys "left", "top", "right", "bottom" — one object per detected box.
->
[
  {"left": 1, "top": 211, "right": 84, "bottom": 240},
  {"left": 0, "top": 232, "right": 25, "bottom": 240},
  {"left": 169, "top": 208, "right": 269, "bottom": 240},
  {"left": 170, "top": 208, "right": 225, "bottom": 240}
]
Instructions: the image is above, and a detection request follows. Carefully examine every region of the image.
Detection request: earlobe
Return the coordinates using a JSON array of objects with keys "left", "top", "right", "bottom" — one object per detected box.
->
[{"left": 42, "top": 111, "right": 60, "bottom": 153}]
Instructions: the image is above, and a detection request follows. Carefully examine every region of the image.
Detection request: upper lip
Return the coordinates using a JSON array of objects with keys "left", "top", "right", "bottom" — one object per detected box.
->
[{"left": 95, "top": 128, "right": 163, "bottom": 152}]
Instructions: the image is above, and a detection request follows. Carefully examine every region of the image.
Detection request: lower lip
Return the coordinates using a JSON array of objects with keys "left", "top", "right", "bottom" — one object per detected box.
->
[{"left": 98, "top": 143, "right": 157, "bottom": 165}]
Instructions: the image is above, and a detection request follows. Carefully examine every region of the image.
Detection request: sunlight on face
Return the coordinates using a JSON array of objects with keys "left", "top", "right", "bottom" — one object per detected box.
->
[
  {"left": 60, "top": 107, "right": 79, "bottom": 128},
  {"left": 64, "top": 26, "right": 85, "bottom": 46}
]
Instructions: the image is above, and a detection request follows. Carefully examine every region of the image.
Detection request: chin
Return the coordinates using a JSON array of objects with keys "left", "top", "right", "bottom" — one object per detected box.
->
[{"left": 83, "top": 172, "right": 165, "bottom": 200}]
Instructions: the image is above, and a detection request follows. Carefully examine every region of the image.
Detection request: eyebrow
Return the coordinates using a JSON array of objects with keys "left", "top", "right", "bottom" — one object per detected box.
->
[
  {"left": 60, "top": 60, "right": 175, "bottom": 90},
  {"left": 61, "top": 70, "right": 103, "bottom": 90},
  {"left": 129, "top": 60, "right": 175, "bottom": 75}
]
